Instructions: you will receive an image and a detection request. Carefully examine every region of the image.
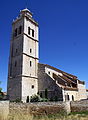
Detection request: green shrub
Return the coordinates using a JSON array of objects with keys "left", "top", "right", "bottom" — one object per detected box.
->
[
  {"left": 40, "top": 92, "right": 43, "bottom": 98},
  {"left": 45, "top": 88, "right": 48, "bottom": 99},
  {"left": 15, "top": 98, "right": 21, "bottom": 103},
  {"left": 54, "top": 96, "right": 58, "bottom": 101},
  {"left": 40, "top": 98, "right": 49, "bottom": 102},
  {"left": 49, "top": 97, "right": 54, "bottom": 101},
  {"left": 30, "top": 94, "right": 40, "bottom": 102},
  {"left": 0, "top": 81, "right": 3, "bottom": 100},
  {"left": 0, "top": 81, "right": 2, "bottom": 92}
]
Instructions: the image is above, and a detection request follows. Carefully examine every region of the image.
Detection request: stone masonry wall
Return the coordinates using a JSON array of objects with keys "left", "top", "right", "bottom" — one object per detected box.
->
[
  {"left": 71, "top": 100, "right": 88, "bottom": 112},
  {"left": 9, "top": 102, "right": 70, "bottom": 116},
  {"left": 38, "top": 64, "right": 63, "bottom": 101},
  {"left": 1, "top": 100, "right": 88, "bottom": 119},
  {"left": 0, "top": 101, "right": 70, "bottom": 119},
  {"left": 0, "top": 101, "right": 9, "bottom": 119}
]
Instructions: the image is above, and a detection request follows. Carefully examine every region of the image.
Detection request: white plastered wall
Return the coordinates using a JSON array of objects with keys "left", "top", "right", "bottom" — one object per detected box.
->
[
  {"left": 22, "top": 77, "right": 38, "bottom": 102},
  {"left": 45, "top": 67, "right": 63, "bottom": 78},
  {"left": 63, "top": 90, "right": 79, "bottom": 101}
]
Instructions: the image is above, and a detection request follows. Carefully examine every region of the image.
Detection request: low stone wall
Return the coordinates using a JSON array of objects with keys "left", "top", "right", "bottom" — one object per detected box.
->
[
  {"left": 71, "top": 100, "right": 88, "bottom": 112},
  {"left": 1, "top": 100, "right": 88, "bottom": 118},
  {"left": 0, "top": 101, "right": 9, "bottom": 119},
  {"left": 9, "top": 101, "right": 71, "bottom": 116},
  {"left": 0, "top": 101, "right": 71, "bottom": 118},
  {"left": 3, "top": 100, "right": 88, "bottom": 118}
]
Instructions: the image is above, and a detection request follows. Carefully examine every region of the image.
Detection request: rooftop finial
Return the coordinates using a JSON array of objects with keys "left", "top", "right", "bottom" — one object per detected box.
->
[{"left": 20, "top": 8, "right": 33, "bottom": 17}]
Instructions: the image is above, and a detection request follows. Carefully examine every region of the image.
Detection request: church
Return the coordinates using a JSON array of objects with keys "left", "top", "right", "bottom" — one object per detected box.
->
[{"left": 7, "top": 8, "right": 87, "bottom": 102}]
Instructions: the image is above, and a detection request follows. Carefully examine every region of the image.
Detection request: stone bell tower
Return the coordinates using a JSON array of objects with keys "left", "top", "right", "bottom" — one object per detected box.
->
[{"left": 7, "top": 8, "right": 39, "bottom": 102}]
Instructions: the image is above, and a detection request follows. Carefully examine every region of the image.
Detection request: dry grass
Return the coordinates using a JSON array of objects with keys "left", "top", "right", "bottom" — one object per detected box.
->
[{"left": 0, "top": 113, "right": 88, "bottom": 120}]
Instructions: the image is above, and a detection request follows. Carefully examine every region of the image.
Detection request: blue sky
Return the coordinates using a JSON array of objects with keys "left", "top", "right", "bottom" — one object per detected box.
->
[{"left": 0, "top": 0, "right": 88, "bottom": 91}]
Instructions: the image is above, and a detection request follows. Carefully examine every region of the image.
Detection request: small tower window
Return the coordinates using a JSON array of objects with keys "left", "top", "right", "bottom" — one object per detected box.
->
[
  {"left": 32, "top": 29, "right": 34, "bottom": 37},
  {"left": 32, "top": 85, "right": 34, "bottom": 89},
  {"left": 15, "top": 28, "right": 17, "bottom": 37},
  {"left": 16, "top": 49, "right": 18, "bottom": 53},
  {"left": 48, "top": 71, "right": 50, "bottom": 75},
  {"left": 30, "top": 49, "right": 32, "bottom": 53},
  {"left": 11, "top": 46, "right": 13, "bottom": 57},
  {"left": 28, "top": 27, "right": 30, "bottom": 35},
  {"left": 15, "top": 61, "right": 17, "bottom": 67},
  {"left": 30, "top": 61, "right": 32, "bottom": 67},
  {"left": 18, "top": 26, "right": 22, "bottom": 34}
]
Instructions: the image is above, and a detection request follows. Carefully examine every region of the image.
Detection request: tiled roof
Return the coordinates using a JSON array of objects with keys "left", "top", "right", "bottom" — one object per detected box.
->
[
  {"left": 39, "top": 63, "right": 85, "bottom": 86},
  {"left": 39, "top": 63, "right": 77, "bottom": 78},
  {"left": 53, "top": 73, "right": 78, "bottom": 91},
  {"left": 78, "top": 80, "right": 85, "bottom": 85},
  {"left": 60, "top": 75, "right": 77, "bottom": 84}
]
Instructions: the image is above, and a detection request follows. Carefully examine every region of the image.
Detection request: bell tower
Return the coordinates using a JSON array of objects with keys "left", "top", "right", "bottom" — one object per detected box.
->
[{"left": 7, "top": 8, "right": 39, "bottom": 102}]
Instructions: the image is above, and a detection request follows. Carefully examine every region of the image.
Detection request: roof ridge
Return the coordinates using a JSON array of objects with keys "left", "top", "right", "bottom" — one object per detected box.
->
[{"left": 39, "top": 63, "right": 77, "bottom": 78}]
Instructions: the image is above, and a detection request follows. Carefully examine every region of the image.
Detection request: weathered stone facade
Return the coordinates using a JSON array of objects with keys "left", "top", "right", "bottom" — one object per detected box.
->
[
  {"left": 38, "top": 64, "right": 63, "bottom": 101},
  {"left": 7, "top": 9, "right": 39, "bottom": 102}
]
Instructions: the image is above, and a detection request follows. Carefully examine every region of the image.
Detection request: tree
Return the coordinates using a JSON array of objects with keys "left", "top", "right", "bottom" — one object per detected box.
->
[
  {"left": 0, "top": 81, "right": 2, "bottom": 92},
  {"left": 0, "top": 81, "right": 3, "bottom": 100},
  {"left": 45, "top": 88, "right": 48, "bottom": 99}
]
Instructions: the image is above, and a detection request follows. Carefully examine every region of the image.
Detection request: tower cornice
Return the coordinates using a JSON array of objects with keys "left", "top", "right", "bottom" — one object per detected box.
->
[
  {"left": 8, "top": 75, "right": 38, "bottom": 79},
  {"left": 12, "top": 15, "right": 38, "bottom": 26}
]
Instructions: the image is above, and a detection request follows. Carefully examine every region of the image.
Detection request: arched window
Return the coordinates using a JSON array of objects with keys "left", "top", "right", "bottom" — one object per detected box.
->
[
  {"left": 72, "top": 95, "right": 74, "bottom": 101},
  {"left": 16, "top": 49, "right": 18, "bottom": 53},
  {"left": 32, "top": 85, "right": 34, "bottom": 89},
  {"left": 18, "top": 26, "right": 22, "bottom": 34},
  {"left": 67, "top": 95, "right": 70, "bottom": 101},
  {"left": 30, "top": 61, "right": 32, "bottom": 67},
  {"left": 15, "top": 61, "right": 17, "bottom": 67},
  {"left": 14, "top": 28, "right": 17, "bottom": 37},
  {"left": 48, "top": 71, "right": 50, "bottom": 75},
  {"left": 30, "top": 49, "right": 32, "bottom": 53},
  {"left": 32, "top": 29, "right": 34, "bottom": 37},
  {"left": 28, "top": 27, "right": 30, "bottom": 35}
]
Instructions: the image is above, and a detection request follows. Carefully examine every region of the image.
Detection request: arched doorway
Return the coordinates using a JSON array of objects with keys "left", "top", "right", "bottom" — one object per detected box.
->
[
  {"left": 72, "top": 95, "right": 74, "bottom": 101},
  {"left": 67, "top": 95, "right": 70, "bottom": 101}
]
